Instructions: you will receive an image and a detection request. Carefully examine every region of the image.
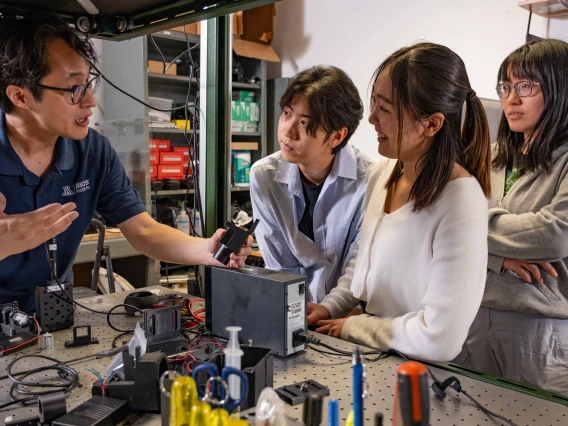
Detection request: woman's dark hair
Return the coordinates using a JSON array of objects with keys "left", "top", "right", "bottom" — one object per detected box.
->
[
  {"left": 493, "top": 39, "right": 568, "bottom": 173},
  {"left": 0, "top": 13, "right": 97, "bottom": 113},
  {"left": 371, "top": 42, "right": 491, "bottom": 211},
  {"left": 280, "top": 65, "right": 364, "bottom": 154}
]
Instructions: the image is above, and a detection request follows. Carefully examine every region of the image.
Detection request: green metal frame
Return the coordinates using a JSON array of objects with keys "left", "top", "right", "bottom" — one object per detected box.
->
[
  {"left": 0, "top": 0, "right": 278, "bottom": 41},
  {"left": 423, "top": 360, "right": 568, "bottom": 406},
  {"left": 204, "top": 15, "right": 231, "bottom": 237}
]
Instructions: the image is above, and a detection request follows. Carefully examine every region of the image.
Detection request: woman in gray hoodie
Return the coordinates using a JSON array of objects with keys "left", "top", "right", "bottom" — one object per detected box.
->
[{"left": 458, "top": 39, "right": 568, "bottom": 396}]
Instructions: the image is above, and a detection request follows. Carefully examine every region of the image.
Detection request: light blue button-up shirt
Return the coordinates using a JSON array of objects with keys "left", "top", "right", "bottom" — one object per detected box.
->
[{"left": 250, "top": 145, "right": 376, "bottom": 302}]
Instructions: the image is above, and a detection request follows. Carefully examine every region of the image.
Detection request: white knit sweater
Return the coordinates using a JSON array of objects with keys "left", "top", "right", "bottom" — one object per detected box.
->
[{"left": 320, "top": 159, "right": 488, "bottom": 361}]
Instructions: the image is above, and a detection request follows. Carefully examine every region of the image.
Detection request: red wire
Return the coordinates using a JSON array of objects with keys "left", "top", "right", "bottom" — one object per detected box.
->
[
  {"left": 189, "top": 298, "right": 205, "bottom": 322},
  {"left": 0, "top": 316, "right": 42, "bottom": 355}
]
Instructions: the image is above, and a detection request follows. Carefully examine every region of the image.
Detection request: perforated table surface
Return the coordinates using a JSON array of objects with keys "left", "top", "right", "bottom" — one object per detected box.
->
[{"left": 0, "top": 287, "right": 566, "bottom": 426}]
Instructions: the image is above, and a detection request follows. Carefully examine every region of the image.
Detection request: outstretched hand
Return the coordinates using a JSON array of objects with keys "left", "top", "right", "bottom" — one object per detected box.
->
[{"left": 0, "top": 192, "right": 79, "bottom": 261}]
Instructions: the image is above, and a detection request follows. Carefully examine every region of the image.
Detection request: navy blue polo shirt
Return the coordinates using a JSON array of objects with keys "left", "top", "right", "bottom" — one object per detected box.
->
[{"left": 0, "top": 111, "right": 146, "bottom": 312}]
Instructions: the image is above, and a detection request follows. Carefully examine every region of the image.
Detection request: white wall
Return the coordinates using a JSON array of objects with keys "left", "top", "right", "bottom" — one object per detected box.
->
[{"left": 269, "top": 0, "right": 568, "bottom": 158}]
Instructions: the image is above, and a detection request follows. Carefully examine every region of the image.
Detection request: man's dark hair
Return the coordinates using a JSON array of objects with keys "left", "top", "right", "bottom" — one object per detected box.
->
[
  {"left": 371, "top": 42, "right": 491, "bottom": 211},
  {"left": 493, "top": 39, "right": 568, "bottom": 173},
  {"left": 0, "top": 13, "right": 97, "bottom": 113},
  {"left": 279, "top": 65, "right": 363, "bottom": 154}
]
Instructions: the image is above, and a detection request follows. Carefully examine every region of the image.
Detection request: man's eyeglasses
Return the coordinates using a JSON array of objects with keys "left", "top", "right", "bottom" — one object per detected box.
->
[
  {"left": 495, "top": 81, "right": 540, "bottom": 99},
  {"left": 36, "top": 73, "right": 101, "bottom": 105}
]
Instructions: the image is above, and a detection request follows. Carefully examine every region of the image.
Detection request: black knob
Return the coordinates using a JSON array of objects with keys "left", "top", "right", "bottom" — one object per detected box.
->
[{"left": 302, "top": 393, "right": 323, "bottom": 426}]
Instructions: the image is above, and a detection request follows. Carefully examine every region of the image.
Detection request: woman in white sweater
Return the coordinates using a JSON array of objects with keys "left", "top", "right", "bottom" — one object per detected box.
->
[{"left": 308, "top": 42, "right": 492, "bottom": 361}]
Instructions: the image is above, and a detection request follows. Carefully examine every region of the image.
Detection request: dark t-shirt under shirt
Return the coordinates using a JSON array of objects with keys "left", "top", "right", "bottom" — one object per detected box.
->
[{"left": 298, "top": 172, "right": 324, "bottom": 241}]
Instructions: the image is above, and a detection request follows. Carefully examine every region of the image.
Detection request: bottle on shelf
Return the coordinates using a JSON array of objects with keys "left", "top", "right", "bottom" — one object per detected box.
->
[{"left": 176, "top": 208, "right": 190, "bottom": 235}]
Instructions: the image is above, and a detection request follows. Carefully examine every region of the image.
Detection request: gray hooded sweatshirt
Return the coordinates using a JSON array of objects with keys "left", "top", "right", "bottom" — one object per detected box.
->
[{"left": 484, "top": 144, "right": 568, "bottom": 318}]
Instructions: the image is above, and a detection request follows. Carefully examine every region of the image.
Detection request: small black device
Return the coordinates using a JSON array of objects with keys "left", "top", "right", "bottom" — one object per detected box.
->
[
  {"left": 213, "top": 219, "right": 260, "bottom": 265},
  {"left": 51, "top": 396, "right": 129, "bottom": 426},
  {"left": 0, "top": 301, "right": 38, "bottom": 355},
  {"left": 163, "top": 178, "right": 181, "bottom": 190},
  {"left": 92, "top": 346, "right": 168, "bottom": 412},
  {"left": 275, "top": 380, "right": 330, "bottom": 406},
  {"left": 35, "top": 283, "right": 74, "bottom": 332},
  {"left": 144, "top": 305, "right": 186, "bottom": 354},
  {"left": 64, "top": 325, "right": 99, "bottom": 348},
  {"left": 36, "top": 237, "right": 74, "bottom": 332},
  {"left": 151, "top": 180, "right": 164, "bottom": 191},
  {"left": 205, "top": 266, "right": 307, "bottom": 357},
  {"left": 123, "top": 291, "right": 159, "bottom": 315}
]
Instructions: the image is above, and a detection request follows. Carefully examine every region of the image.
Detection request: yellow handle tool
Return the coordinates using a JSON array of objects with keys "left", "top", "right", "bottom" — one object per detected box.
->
[
  {"left": 170, "top": 376, "right": 198, "bottom": 426},
  {"left": 190, "top": 400, "right": 212, "bottom": 426},
  {"left": 209, "top": 407, "right": 230, "bottom": 426}
]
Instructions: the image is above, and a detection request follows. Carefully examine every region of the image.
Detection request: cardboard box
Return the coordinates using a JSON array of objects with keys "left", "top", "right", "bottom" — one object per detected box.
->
[
  {"left": 158, "top": 140, "right": 171, "bottom": 152},
  {"left": 232, "top": 91, "right": 255, "bottom": 102},
  {"left": 159, "top": 152, "right": 184, "bottom": 165},
  {"left": 232, "top": 142, "right": 259, "bottom": 151},
  {"left": 173, "top": 147, "right": 190, "bottom": 161},
  {"left": 231, "top": 121, "right": 244, "bottom": 132},
  {"left": 184, "top": 166, "right": 192, "bottom": 177},
  {"left": 169, "top": 14, "right": 240, "bottom": 37},
  {"left": 148, "top": 60, "right": 177, "bottom": 75},
  {"left": 231, "top": 101, "right": 242, "bottom": 120},
  {"left": 240, "top": 101, "right": 251, "bottom": 121},
  {"left": 150, "top": 165, "right": 157, "bottom": 179},
  {"left": 241, "top": 121, "right": 259, "bottom": 132},
  {"left": 158, "top": 165, "right": 183, "bottom": 180},
  {"left": 170, "top": 23, "right": 200, "bottom": 35},
  {"left": 249, "top": 102, "right": 260, "bottom": 122},
  {"left": 149, "top": 139, "right": 160, "bottom": 150},
  {"left": 172, "top": 120, "right": 191, "bottom": 130},
  {"left": 232, "top": 6, "right": 280, "bottom": 62},
  {"left": 149, "top": 151, "right": 159, "bottom": 165}
]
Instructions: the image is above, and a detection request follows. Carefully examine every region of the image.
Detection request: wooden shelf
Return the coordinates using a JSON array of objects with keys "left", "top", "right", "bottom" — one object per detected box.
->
[
  {"left": 150, "top": 127, "right": 199, "bottom": 134},
  {"left": 148, "top": 73, "right": 198, "bottom": 86},
  {"left": 233, "top": 132, "right": 261, "bottom": 137},
  {"left": 232, "top": 82, "right": 262, "bottom": 90},
  {"left": 152, "top": 189, "right": 194, "bottom": 196},
  {"left": 231, "top": 186, "right": 250, "bottom": 192},
  {"left": 519, "top": 0, "right": 568, "bottom": 17}
]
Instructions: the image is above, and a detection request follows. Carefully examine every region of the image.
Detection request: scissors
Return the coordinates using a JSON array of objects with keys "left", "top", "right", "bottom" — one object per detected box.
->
[{"left": 192, "top": 363, "right": 248, "bottom": 414}]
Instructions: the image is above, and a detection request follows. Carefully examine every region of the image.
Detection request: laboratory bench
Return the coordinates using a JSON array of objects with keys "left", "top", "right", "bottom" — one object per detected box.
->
[{"left": 0, "top": 287, "right": 566, "bottom": 426}]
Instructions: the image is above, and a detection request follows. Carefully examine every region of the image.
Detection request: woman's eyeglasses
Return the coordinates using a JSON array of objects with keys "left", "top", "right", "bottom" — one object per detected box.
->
[{"left": 495, "top": 81, "right": 540, "bottom": 99}]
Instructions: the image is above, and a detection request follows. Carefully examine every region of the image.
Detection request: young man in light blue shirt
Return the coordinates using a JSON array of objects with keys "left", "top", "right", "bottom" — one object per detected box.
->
[{"left": 250, "top": 66, "right": 376, "bottom": 303}]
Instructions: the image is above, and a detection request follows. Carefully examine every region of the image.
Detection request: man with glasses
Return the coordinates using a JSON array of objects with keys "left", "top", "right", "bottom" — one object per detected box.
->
[{"left": 0, "top": 13, "right": 251, "bottom": 312}]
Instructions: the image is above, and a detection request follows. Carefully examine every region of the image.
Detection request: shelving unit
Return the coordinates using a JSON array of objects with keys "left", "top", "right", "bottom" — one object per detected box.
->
[
  {"left": 100, "top": 29, "right": 202, "bottom": 286},
  {"left": 227, "top": 51, "right": 268, "bottom": 225}
]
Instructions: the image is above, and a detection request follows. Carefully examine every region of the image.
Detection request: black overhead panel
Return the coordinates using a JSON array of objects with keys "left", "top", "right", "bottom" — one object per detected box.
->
[{"left": 0, "top": 0, "right": 278, "bottom": 41}]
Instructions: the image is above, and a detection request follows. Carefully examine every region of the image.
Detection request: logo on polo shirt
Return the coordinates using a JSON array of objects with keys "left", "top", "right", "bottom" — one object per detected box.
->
[{"left": 62, "top": 179, "right": 91, "bottom": 196}]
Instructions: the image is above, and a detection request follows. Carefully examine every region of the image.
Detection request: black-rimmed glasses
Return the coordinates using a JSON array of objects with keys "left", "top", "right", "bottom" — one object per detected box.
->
[
  {"left": 36, "top": 73, "right": 101, "bottom": 105},
  {"left": 495, "top": 81, "right": 540, "bottom": 99}
]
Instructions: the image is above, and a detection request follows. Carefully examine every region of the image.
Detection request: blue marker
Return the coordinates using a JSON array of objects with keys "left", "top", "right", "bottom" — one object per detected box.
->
[
  {"left": 353, "top": 346, "right": 364, "bottom": 426},
  {"left": 328, "top": 398, "right": 339, "bottom": 426}
]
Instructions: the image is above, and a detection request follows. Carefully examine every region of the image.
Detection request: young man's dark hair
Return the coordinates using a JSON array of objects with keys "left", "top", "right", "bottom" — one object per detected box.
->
[
  {"left": 0, "top": 13, "right": 97, "bottom": 113},
  {"left": 279, "top": 65, "right": 364, "bottom": 154}
]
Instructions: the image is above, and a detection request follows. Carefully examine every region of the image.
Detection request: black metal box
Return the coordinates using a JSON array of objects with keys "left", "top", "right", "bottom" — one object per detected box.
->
[{"left": 205, "top": 266, "right": 307, "bottom": 356}]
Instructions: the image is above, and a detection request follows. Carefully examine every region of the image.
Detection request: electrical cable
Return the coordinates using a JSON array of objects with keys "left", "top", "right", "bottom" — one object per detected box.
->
[
  {"left": 0, "top": 316, "right": 41, "bottom": 356},
  {"left": 299, "top": 331, "right": 517, "bottom": 425},
  {"left": 111, "top": 331, "right": 133, "bottom": 349},
  {"left": 89, "top": 63, "right": 197, "bottom": 113},
  {"left": 386, "top": 349, "right": 518, "bottom": 426},
  {"left": 149, "top": 34, "right": 166, "bottom": 74},
  {"left": 527, "top": 10, "right": 532, "bottom": 36},
  {"left": 43, "top": 242, "right": 143, "bottom": 333},
  {"left": 4, "top": 354, "right": 80, "bottom": 410}
]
